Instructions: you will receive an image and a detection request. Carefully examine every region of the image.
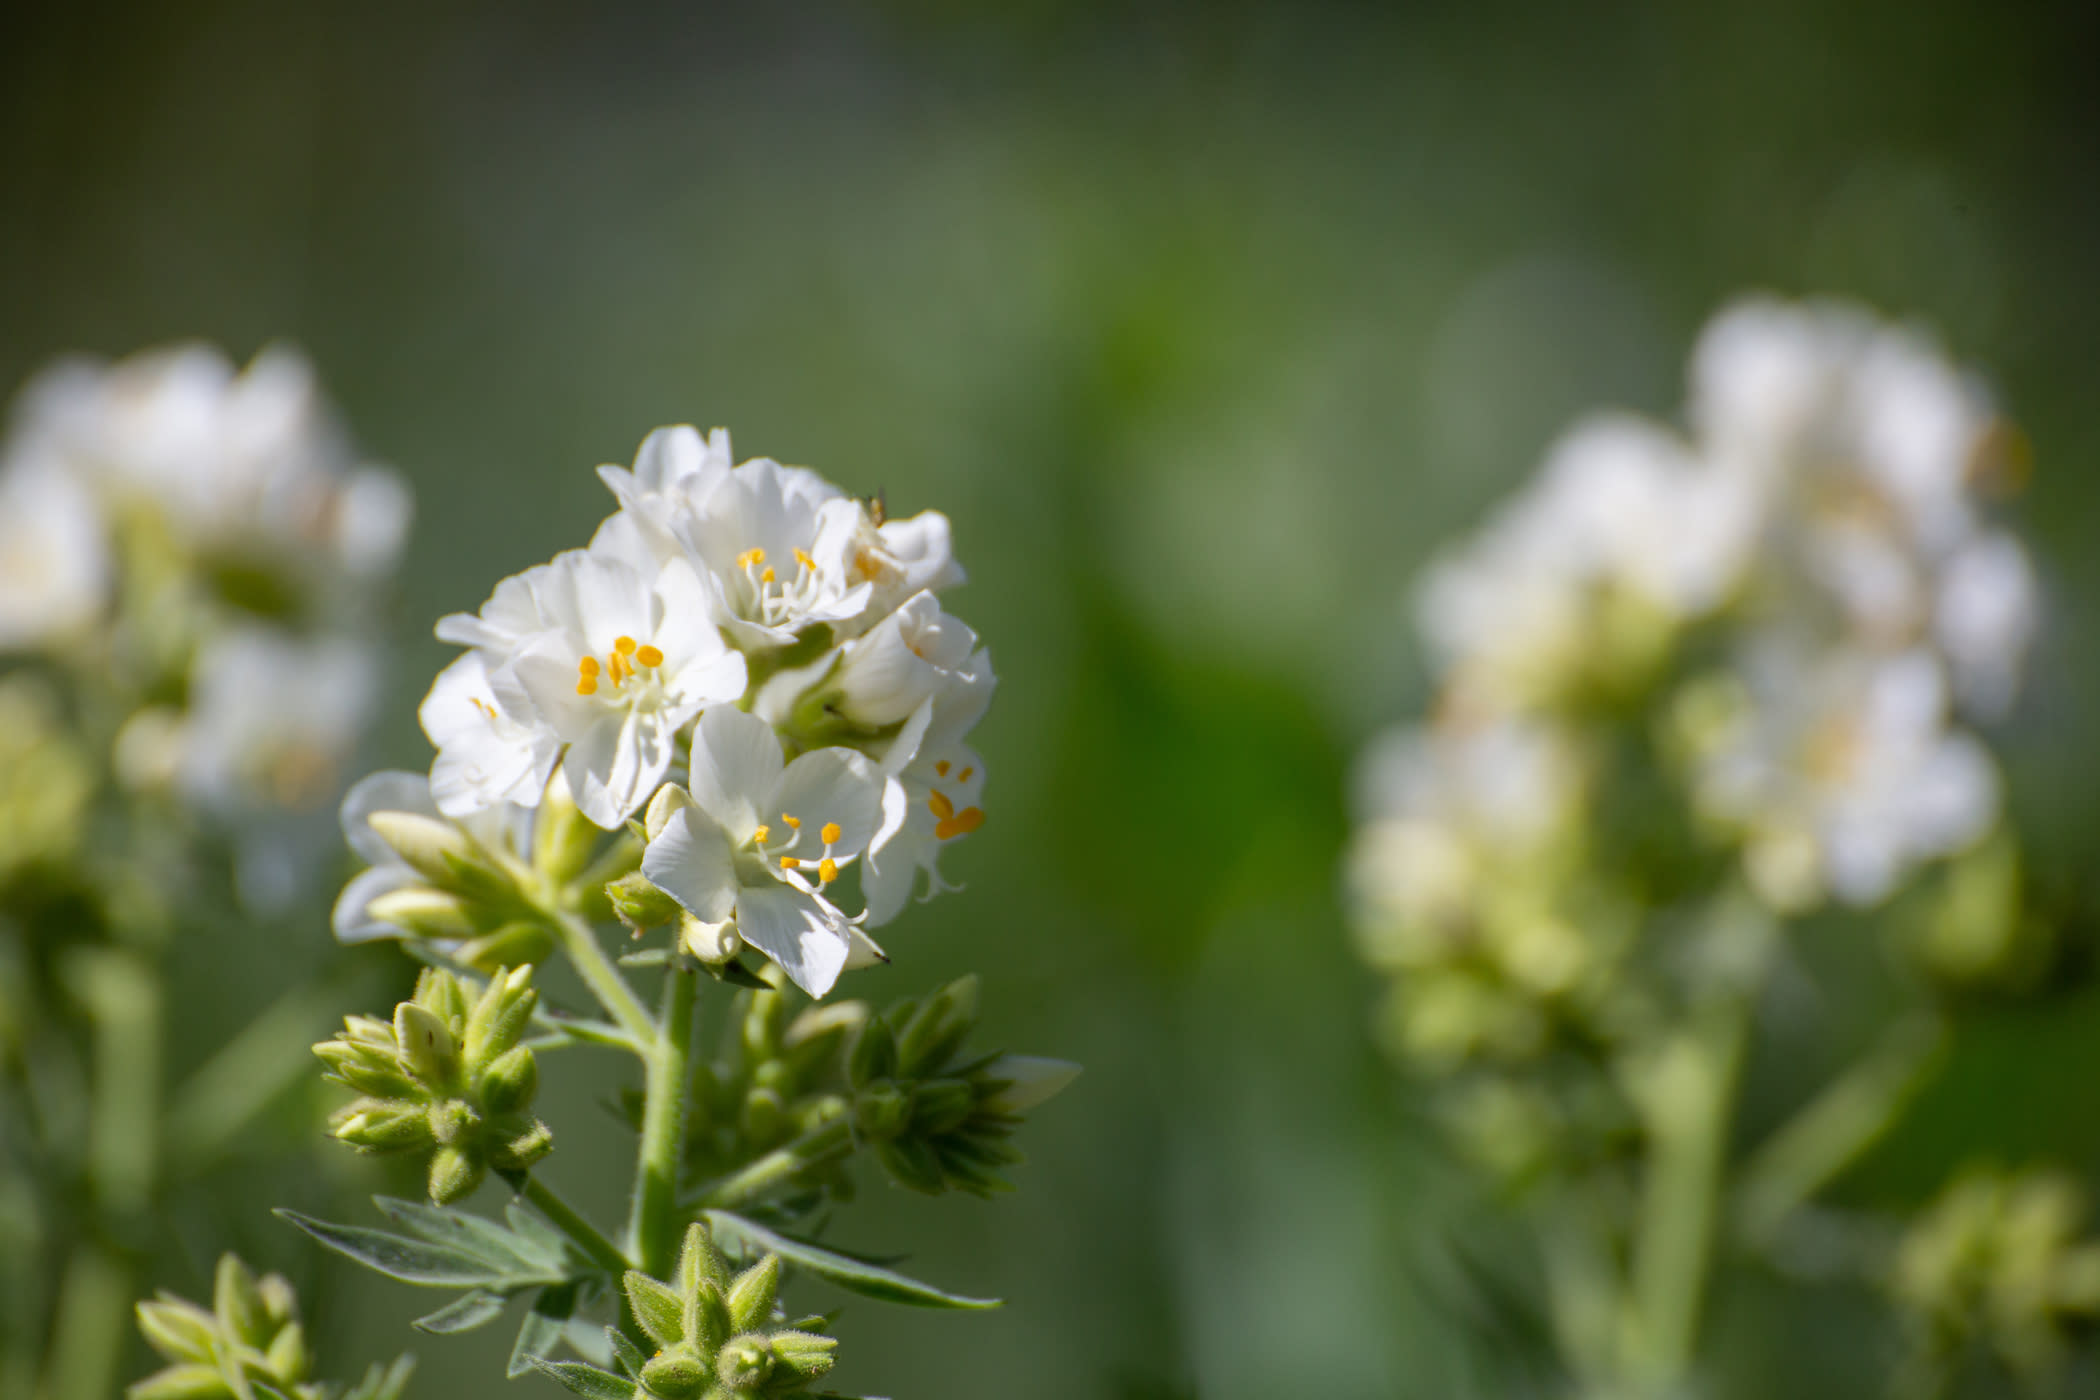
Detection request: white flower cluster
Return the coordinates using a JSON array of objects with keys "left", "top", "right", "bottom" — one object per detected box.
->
[
  {"left": 0, "top": 344, "right": 410, "bottom": 899},
  {"left": 1363, "top": 296, "right": 2036, "bottom": 935},
  {"left": 414, "top": 425, "right": 990, "bottom": 996}
]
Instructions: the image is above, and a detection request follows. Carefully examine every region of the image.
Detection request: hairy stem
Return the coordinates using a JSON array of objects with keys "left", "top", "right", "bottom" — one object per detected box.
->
[
  {"left": 548, "top": 909, "right": 655, "bottom": 1052},
  {"left": 508, "top": 1172, "right": 631, "bottom": 1274},
  {"left": 689, "top": 1120, "right": 854, "bottom": 1212},
  {"left": 629, "top": 966, "right": 697, "bottom": 1277}
]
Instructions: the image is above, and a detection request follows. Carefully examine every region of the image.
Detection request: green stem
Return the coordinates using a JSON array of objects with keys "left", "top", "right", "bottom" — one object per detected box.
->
[
  {"left": 548, "top": 910, "right": 655, "bottom": 1052},
  {"left": 688, "top": 1120, "right": 854, "bottom": 1212},
  {"left": 508, "top": 1172, "right": 631, "bottom": 1274},
  {"left": 629, "top": 967, "right": 697, "bottom": 1277}
]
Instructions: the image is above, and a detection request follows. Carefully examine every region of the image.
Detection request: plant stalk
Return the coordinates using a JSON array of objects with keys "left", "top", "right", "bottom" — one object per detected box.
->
[
  {"left": 689, "top": 1120, "right": 855, "bottom": 1211},
  {"left": 508, "top": 1172, "right": 632, "bottom": 1274},
  {"left": 629, "top": 966, "right": 697, "bottom": 1277},
  {"left": 548, "top": 909, "right": 655, "bottom": 1052}
]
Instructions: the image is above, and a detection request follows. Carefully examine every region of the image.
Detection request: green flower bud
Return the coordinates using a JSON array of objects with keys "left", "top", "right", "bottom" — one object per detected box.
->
[
  {"left": 875, "top": 1136, "right": 948, "bottom": 1195},
  {"left": 366, "top": 888, "right": 479, "bottom": 940},
  {"left": 742, "top": 991, "right": 788, "bottom": 1062},
  {"left": 767, "top": 1329, "right": 838, "bottom": 1379},
  {"left": 428, "top": 1098, "right": 482, "bottom": 1147},
  {"left": 365, "top": 811, "right": 481, "bottom": 888},
  {"left": 681, "top": 911, "right": 742, "bottom": 966},
  {"left": 478, "top": 1046, "right": 539, "bottom": 1115},
  {"left": 908, "top": 1079, "right": 977, "bottom": 1136},
  {"left": 739, "top": 1086, "right": 785, "bottom": 1143},
  {"left": 534, "top": 769, "right": 602, "bottom": 884},
  {"left": 427, "top": 1144, "right": 485, "bottom": 1205},
  {"left": 607, "top": 871, "right": 681, "bottom": 931},
  {"left": 490, "top": 1119, "right": 554, "bottom": 1171},
  {"left": 684, "top": 1278, "right": 732, "bottom": 1356},
  {"left": 311, "top": 1040, "right": 418, "bottom": 1099},
  {"left": 852, "top": 1082, "right": 911, "bottom": 1142},
  {"left": 726, "top": 1254, "right": 779, "bottom": 1331},
  {"left": 751, "top": 1058, "right": 795, "bottom": 1096},
  {"left": 782, "top": 1001, "right": 867, "bottom": 1072},
  {"left": 332, "top": 1101, "right": 434, "bottom": 1152},
  {"left": 263, "top": 1320, "right": 312, "bottom": 1383},
  {"left": 125, "top": 1363, "right": 226, "bottom": 1400},
  {"left": 624, "top": 1270, "right": 684, "bottom": 1348},
  {"left": 714, "top": 1336, "right": 772, "bottom": 1389},
  {"left": 413, "top": 966, "right": 470, "bottom": 1026},
  {"left": 453, "top": 922, "right": 555, "bottom": 975},
  {"left": 639, "top": 1350, "right": 710, "bottom": 1400},
  {"left": 135, "top": 1298, "right": 218, "bottom": 1364},
  {"left": 848, "top": 1017, "right": 897, "bottom": 1088},
  {"left": 394, "top": 1002, "right": 460, "bottom": 1091},
  {"left": 978, "top": 1055, "right": 1082, "bottom": 1117},
  {"left": 676, "top": 1220, "right": 733, "bottom": 1294},
  {"left": 213, "top": 1254, "right": 269, "bottom": 1345},
  {"left": 463, "top": 965, "right": 538, "bottom": 1068},
  {"left": 896, "top": 974, "right": 978, "bottom": 1077},
  {"left": 256, "top": 1273, "right": 297, "bottom": 1331}
]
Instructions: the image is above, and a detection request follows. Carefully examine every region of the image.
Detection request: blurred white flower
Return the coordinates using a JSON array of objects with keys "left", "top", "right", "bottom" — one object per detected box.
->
[
  {"left": 419, "top": 651, "right": 561, "bottom": 817},
  {"left": 331, "top": 769, "right": 530, "bottom": 944},
  {"left": 0, "top": 459, "right": 107, "bottom": 649},
  {"left": 641, "top": 706, "right": 885, "bottom": 996}
]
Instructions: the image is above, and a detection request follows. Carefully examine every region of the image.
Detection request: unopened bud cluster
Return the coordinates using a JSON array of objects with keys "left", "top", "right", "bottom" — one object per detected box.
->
[
  {"left": 130, "top": 1255, "right": 319, "bottom": 1400},
  {"left": 315, "top": 964, "right": 552, "bottom": 1203},
  {"left": 623, "top": 1222, "right": 836, "bottom": 1400},
  {"left": 676, "top": 985, "right": 862, "bottom": 1190}
]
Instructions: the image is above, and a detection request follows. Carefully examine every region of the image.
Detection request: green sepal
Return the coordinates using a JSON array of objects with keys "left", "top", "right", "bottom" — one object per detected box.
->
[{"left": 623, "top": 1270, "right": 683, "bottom": 1348}]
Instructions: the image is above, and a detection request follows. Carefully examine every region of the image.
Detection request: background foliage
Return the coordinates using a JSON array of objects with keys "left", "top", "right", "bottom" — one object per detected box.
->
[{"left": 5, "top": 2, "right": 2099, "bottom": 1395}]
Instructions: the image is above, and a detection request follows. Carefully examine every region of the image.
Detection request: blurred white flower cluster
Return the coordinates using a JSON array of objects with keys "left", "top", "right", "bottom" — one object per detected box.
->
[
  {"left": 374, "top": 425, "right": 989, "bottom": 997},
  {"left": 1352, "top": 298, "right": 2036, "bottom": 1070},
  {"left": 0, "top": 344, "right": 409, "bottom": 905}
]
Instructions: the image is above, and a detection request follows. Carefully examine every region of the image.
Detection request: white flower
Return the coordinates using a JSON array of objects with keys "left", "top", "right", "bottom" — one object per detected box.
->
[
  {"left": 419, "top": 651, "right": 561, "bottom": 816},
  {"left": 435, "top": 549, "right": 747, "bottom": 828},
  {"left": 832, "top": 590, "right": 985, "bottom": 728},
  {"left": 0, "top": 459, "right": 107, "bottom": 650},
  {"left": 641, "top": 706, "right": 884, "bottom": 996},
  {"left": 332, "top": 769, "right": 530, "bottom": 944},
  {"left": 1688, "top": 643, "right": 1998, "bottom": 911},
  {"left": 1935, "top": 530, "right": 2038, "bottom": 720}
]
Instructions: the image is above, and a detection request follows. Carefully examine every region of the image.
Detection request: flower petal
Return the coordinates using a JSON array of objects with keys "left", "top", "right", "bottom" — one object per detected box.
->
[
  {"left": 735, "top": 882, "right": 852, "bottom": 997},
  {"left": 641, "top": 807, "right": 741, "bottom": 924},
  {"left": 686, "top": 706, "right": 784, "bottom": 841},
  {"left": 770, "top": 747, "right": 883, "bottom": 859},
  {"left": 339, "top": 770, "right": 437, "bottom": 868}
]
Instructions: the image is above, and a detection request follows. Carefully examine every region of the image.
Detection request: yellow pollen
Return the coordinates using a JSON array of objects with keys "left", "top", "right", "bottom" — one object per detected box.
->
[
  {"left": 794, "top": 548, "right": 816, "bottom": 571},
  {"left": 614, "top": 636, "right": 638, "bottom": 655},
  {"left": 636, "top": 644, "right": 664, "bottom": 667},
  {"left": 958, "top": 766, "right": 974, "bottom": 782},
  {"left": 576, "top": 677, "right": 598, "bottom": 696},
  {"left": 780, "top": 813, "right": 800, "bottom": 829},
  {"left": 761, "top": 567, "right": 776, "bottom": 584},
  {"left": 578, "top": 656, "right": 601, "bottom": 676},
  {"left": 934, "top": 807, "right": 984, "bottom": 842},
  {"left": 607, "top": 652, "right": 631, "bottom": 685},
  {"left": 779, "top": 855, "right": 800, "bottom": 870},
  {"left": 927, "top": 790, "right": 955, "bottom": 821},
  {"left": 470, "top": 696, "right": 496, "bottom": 719},
  {"left": 820, "top": 822, "right": 841, "bottom": 845},
  {"left": 818, "top": 858, "right": 838, "bottom": 884},
  {"left": 935, "top": 760, "right": 950, "bottom": 777},
  {"left": 738, "top": 547, "right": 766, "bottom": 569},
  {"left": 751, "top": 825, "right": 770, "bottom": 846}
]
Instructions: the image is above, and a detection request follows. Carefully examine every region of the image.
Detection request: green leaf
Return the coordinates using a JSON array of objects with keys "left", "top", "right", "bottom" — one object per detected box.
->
[
  {"left": 372, "top": 1196, "right": 564, "bottom": 1273},
  {"left": 414, "top": 1289, "right": 507, "bottom": 1334},
  {"left": 524, "top": 1357, "right": 636, "bottom": 1398},
  {"left": 340, "top": 1356, "right": 418, "bottom": 1400},
  {"left": 509, "top": 1281, "right": 580, "bottom": 1378},
  {"left": 275, "top": 1210, "right": 562, "bottom": 1289},
  {"left": 604, "top": 1326, "right": 647, "bottom": 1381},
  {"left": 703, "top": 1212, "right": 1001, "bottom": 1310}
]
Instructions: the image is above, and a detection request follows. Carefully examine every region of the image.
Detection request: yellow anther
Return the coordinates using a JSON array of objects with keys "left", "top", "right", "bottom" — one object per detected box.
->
[
  {"left": 761, "top": 567, "right": 776, "bottom": 584},
  {"left": 578, "top": 655, "right": 601, "bottom": 676},
  {"left": 779, "top": 855, "right": 800, "bottom": 870},
  {"left": 780, "top": 813, "right": 801, "bottom": 829},
  {"left": 958, "top": 766, "right": 974, "bottom": 782},
  {"left": 794, "top": 548, "right": 816, "bottom": 571},
  {"left": 738, "top": 547, "right": 766, "bottom": 569},
  {"left": 636, "top": 644, "right": 663, "bottom": 667},
  {"left": 934, "top": 807, "right": 984, "bottom": 842},
  {"left": 751, "top": 825, "right": 770, "bottom": 846},
  {"left": 935, "top": 760, "right": 950, "bottom": 777},
  {"left": 820, "top": 822, "right": 841, "bottom": 845},
  {"left": 818, "top": 858, "right": 838, "bottom": 884},
  {"left": 615, "top": 636, "right": 638, "bottom": 655},
  {"left": 576, "top": 677, "right": 598, "bottom": 696},
  {"left": 470, "top": 696, "right": 496, "bottom": 720},
  {"left": 927, "top": 790, "right": 955, "bottom": 821},
  {"left": 607, "top": 652, "right": 631, "bottom": 685}
]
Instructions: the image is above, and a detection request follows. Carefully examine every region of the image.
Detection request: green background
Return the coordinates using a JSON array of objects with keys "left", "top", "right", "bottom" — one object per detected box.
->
[{"left": 6, "top": 2, "right": 2100, "bottom": 1394}]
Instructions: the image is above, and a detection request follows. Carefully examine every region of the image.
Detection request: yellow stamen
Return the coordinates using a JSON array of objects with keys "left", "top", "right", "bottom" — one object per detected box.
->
[
  {"left": 760, "top": 567, "right": 776, "bottom": 584},
  {"left": 928, "top": 790, "right": 955, "bottom": 821},
  {"left": 607, "top": 653, "right": 631, "bottom": 685},
  {"left": 470, "top": 696, "right": 496, "bottom": 720},
  {"left": 780, "top": 813, "right": 801, "bottom": 829},
  {"left": 794, "top": 548, "right": 816, "bottom": 571},
  {"left": 615, "top": 636, "right": 638, "bottom": 656},
  {"left": 818, "top": 858, "right": 838, "bottom": 883},
  {"left": 738, "top": 547, "right": 766, "bottom": 569},
  {"left": 934, "top": 807, "right": 984, "bottom": 842},
  {"left": 779, "top": 855, "right": 800, "bottom": 870},
  {"left": 935, "top": 760, "right": 950, "bottom": 777},
  {"left": 636, "top": 644, "right": 663, "bottom": 667},
  {"left": 576, "top": 677, "right": 598, "bottom": 696},
  {"left": 958, "top": 766, "right": 974, "bottom": 782},
  {"left": 751, "top": 825, "right": 770, "bottom": 846},
  {"left": 578, "top": 656, "right": 601, "bottom": 676},
  {"left": 820, "top": 822, "right": 841, "bottom": 845}
]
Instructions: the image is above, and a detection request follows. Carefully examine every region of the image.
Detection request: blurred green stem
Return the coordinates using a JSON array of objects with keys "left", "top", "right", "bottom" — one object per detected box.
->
[
  {"left": 548, "top": 909, "right": 654, "bottom": 1052},
  {"left": 40, "top": 1243, "right": 130, "bottom": 1400},
  {"left": 507, "top": 1172, "right": 631, "bottom": 1274},
  {"left": 629, "top": 966, "right": 696, "bottom": 1277},
  {"left": 689, "top": 1121, "right": 854, "bottom": 1212}
]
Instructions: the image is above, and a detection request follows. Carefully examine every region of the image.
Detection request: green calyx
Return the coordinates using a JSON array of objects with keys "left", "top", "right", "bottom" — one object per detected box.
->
[
  {"left": 315, "top": 965, "right": 554, "bottom": 1203},
  {"left": 129, "top": 1255, "right": 317, "bottom": 1400},
  {"left": 623, "top": 1222, "right": 835, "bottom": 1399}
]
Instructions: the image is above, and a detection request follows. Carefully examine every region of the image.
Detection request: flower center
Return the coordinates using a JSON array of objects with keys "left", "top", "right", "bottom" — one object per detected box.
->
[
  {"left": 924, "top": 785, "right": 984, "bottom": 842},
  {"left": 748, "top": 809, "right": 846, "bottom": 887},
  {"left": 575, "top": 634, "right": 665, "bottom": 698},
  {"left": 732, "top": 546, "right": 828, "bottom": 628}
]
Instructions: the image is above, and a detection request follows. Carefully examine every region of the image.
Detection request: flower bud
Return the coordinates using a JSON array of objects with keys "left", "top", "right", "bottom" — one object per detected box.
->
[
  {"left": 463, "top": 965, "right": 538, "bottom": 1068},
  {"left": 848, "top": 1017, "right": 897, "bottom": 1088},
  {"left": 607, "top": 871, "right": 681, "bottom": 931},
  {"left": 644, "top": 784, "right": 696, "bottom": 842},
  {"left": 428, "top": 1099, "right": 482, "bottom": 1146},
  {"left": 853, "top": 1081, "right": 911, "bottom": 1142},
  {"left": 213, "top": 1254, "right": 270, "bottom": 1345},
  {"left": 413, "top": 966, "right": 471, "bottom": 1026},
  {"left": 876, "top": 1135, "right": 948, "bottom": 1195},
  {"left": 742, "top": 991, "right": 788, "bottom": 1062},
  {"left": 978, "top": 1056, "right": 1082, "bottom": 1117},
  {"left": 533, "top": 768, "right": 601, "bottom": 883},
  {"left": 331, "top": 1101, "right": 433, "bottom": 1152},
  {"left": 491, "top": 1119, "right": 554, "bottom": 1171},
  {"left": 726, "top": 1254, "right": 780, "bottom": 1331},
  {"left": 896, "top": 974, "right": 978, "bottom": 1077},
  {"left": 366, "top": 887, "right": 479, "bottom": 941},
  {"left": 638, "top": 1351, "right": 709, "bottom": 1400},
  {"left": 263, "top": 1320, "right": 312, "bottom": 1383},
  {"left": 311, "top": 1040, "right": 417, "bottom": 1099},
  {"left": 126, "top": 1363, "right": 227, "bottom": 1400},
  {"left": 453, "top": 921, "right": 555, "bottom": 974},
  {"left": 684, "top": 1278, "right": 731, "bottom": 1355},
  {"left": 680, "top": 911, "right": 742, "bottom": 966},
  {"left": 427, "top": 1144, "right": 485, "bottom": 1204},
  {"left": 739, "top": 1085, "right": 785, "bottom": 1142},
  {"left": 478, "top": 1046, "right": 539, "bottom": 1115},
  {"left": 715, "top": 1336, "right": 773, "bottom": 1389},
  {"left": 393, "top": 1002, "right": 460, "bottom": 1090},
  {"left": 364, "top": 810, "right": 480, "bottom": 888},
  {"left": 256, "top": 1273, "right": 297, "bottom": 1331},
  {"left": 908, "top": 1079, "right": 977, "bottom": 1136},
  {"left": 767, "top": 1329, "right": 839, "bottom": 1379},
  {"left": 135, "top": 1299, "right": 218, "bottom": 1364}
]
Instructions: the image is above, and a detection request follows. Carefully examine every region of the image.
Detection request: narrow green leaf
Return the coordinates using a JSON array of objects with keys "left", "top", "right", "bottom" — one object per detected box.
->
[
  {"left": 339, "top": 1357, "right": 417, "bottom": 1400},
  {"left": 275, "top": 1210, "right": 559, "bottom": 1288},
  {"left": 524, "top": 1357, "right": 636, "bottom": 1399},
  {"left": 703, "top": 1212, "right": 1001, "bottom": 1310},
  {"left": 414, "top": 1289, "right": 507, "bottom": 1334},
  {"left": 604, "top": 1326, "right": 647, "bottom": 1381},
  {"left": 372, "top": 1196, "right": 559, "bottom": 1271},
  {"left": 509, "top": 1282, "right": 580, "bottom": 1379}
]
